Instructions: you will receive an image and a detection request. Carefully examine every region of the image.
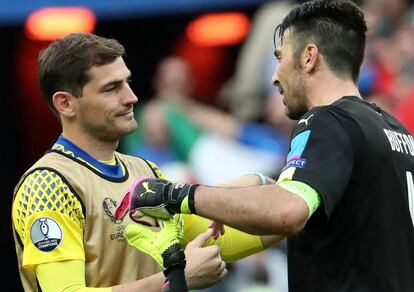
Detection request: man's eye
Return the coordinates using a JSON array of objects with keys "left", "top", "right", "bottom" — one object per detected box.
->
[{"left": 105, "top": 86, "right": 117, "bottom": 92}]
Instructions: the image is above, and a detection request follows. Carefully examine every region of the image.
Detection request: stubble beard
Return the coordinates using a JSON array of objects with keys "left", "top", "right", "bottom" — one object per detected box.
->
[
  {"left": 285, "top": 97, "right": 308, "bottom": 120},
  {"left": 284, "top": 71, "right": 308, "bottom": 120},
  {"left": 82, "top": 117, "right": 137, "bottom": 143}
]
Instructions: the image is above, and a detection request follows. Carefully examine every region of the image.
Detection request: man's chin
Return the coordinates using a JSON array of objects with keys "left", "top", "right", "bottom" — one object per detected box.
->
[
  {"left": 284, "top": 107, "right": 295, "bottom": 120},
  {"left": 118, "top": 121, "right": 138, "bottom": 137},
  {"left": 125, "top": 124, "right": 137, "bottom": 135},
  {"left": 285, "top": 108, "right": 304, "bottom": 120}
]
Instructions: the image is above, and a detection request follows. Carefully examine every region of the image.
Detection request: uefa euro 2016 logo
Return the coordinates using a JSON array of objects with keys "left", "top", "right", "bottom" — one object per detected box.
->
[{"left": 30, "top": 217, "right": 62, "bottom": 252}]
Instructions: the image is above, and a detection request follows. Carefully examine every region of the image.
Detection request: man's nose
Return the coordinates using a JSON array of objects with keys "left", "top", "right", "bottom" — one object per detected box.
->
[
  {"left": 271, "top": 71, "right": 280, "bottom": 87},
  {"left": 123, "top": 84, "right": 138, "bottom": 104}
]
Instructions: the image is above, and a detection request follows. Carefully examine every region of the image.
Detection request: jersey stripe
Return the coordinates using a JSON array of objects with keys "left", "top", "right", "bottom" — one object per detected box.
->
[{"left": 287, "top": 130, "right": 311, "bottom": 161}]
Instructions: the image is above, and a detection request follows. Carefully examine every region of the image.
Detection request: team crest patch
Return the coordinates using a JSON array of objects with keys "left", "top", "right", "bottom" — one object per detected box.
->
[
  {"left": 103, "top": 197, "right": 123, "bottom": 224},
  {"left": 30, "top": 217, "right": 62, "bottom": 252},
  {"left": 283, "top": 156, "right": 307, "bottom": 171}
]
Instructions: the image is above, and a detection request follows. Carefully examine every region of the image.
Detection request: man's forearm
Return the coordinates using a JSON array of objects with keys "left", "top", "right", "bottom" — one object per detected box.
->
[
  {"left": 37, "top": 260, "right": 166, "bottom": 292},
  {"left": 112, "top": 272, "right": 165, "bottom": 292},
  {"left": 126, "top": 177, "right": 308, "bottom": 236},
  {"left": 112, "top": 270, "right": 203, "bottom": 292},
  {"left": 260, "top": 235, "right": 285, "bottom": 248},
  {"left": 194, "top": 184, "right": 308, "bottom": 235},
  {"left": 216, "top": 174, "right": 273, "bottom": 188}
]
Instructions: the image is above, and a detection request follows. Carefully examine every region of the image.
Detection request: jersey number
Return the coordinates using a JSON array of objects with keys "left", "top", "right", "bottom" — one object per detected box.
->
[{"left": 407, "top": 171, "right": 414, "bottom": 226}]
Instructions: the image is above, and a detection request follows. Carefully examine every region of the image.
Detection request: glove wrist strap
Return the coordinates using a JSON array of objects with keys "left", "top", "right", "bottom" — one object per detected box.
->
[
  {"left": 187, "top": 184, "right": 197, "bottom": 214},
  {"left": 166, "top": 184, "right": 199, "bottom": 214},
  {"left": 163, "top": 265, "right": 188, "bottom": 292}
]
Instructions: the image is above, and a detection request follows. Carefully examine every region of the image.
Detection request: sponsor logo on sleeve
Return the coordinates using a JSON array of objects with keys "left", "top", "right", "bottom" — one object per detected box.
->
[
  {"left": 30, "top": 217, "right": 62, "bottom": 252},
  {"left": 283, "top": 156, "right": 307, "bottom": 171}
]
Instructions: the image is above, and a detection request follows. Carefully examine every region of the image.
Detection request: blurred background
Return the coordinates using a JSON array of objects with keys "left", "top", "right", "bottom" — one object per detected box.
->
[{"left": 3, "top": 0, "right": 414, "bottom": 290}]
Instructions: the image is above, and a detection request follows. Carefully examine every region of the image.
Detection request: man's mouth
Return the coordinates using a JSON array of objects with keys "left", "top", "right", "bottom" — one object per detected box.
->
[
  {"left": 118, "top": 110, "right": 134, "bottom": 117},
  {"left": 278, "top": 86, "right": 284, "bottom": 96}
]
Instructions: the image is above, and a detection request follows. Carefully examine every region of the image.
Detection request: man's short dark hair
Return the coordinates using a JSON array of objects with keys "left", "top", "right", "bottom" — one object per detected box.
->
[
  {"left": 275, "top": 0, "right": 367, "bottom": 82},
  {"left": 38, "top": 33, "right": 125, "bottom": 118}
]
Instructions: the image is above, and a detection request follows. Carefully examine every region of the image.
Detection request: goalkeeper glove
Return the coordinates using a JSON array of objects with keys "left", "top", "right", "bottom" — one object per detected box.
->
[
  {"left": 128, "top": 177, "right": 198, "bottom": 219},
  {"left": 124, "top": 217, "right": 186, "bottom": 271},
  {"left": 124, "top": 217, "right": 188, "bottom": 292}
]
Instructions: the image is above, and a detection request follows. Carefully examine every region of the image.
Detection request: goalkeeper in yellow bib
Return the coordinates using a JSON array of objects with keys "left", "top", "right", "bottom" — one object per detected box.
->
[{"left": 11, "top": 33, "right": 282, "bottom": 291}]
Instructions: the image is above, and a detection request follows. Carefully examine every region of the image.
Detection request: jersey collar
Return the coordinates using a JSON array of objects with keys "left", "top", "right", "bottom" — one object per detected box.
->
[{"left": 52, "top": 135, "right": 124, "bottom": 178}]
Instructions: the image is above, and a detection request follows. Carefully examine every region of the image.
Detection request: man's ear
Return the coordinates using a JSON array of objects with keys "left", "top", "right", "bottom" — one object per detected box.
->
[
  {"left": 302, "top": 43, "right": 319, "bottom": 73},
  {"left": 52, "top": 91, "right": 77, "bottom": 118}
]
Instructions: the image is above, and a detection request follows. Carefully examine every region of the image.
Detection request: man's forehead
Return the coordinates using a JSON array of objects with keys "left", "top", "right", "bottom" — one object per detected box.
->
[
  {"left": 89, "top": 57, "right": 128, "bottom": 78},
  {"left": 273, "top": 25, "right": 282, "bottom": 48},
  {"left": 84, "top": 58, "right": 130, "bottom": 89},
  {"left": 274, "top": 27, "right": 293, "bottom": 49},
  {"left": 273, "top": 27, "right": 290, "bottom": 48}
]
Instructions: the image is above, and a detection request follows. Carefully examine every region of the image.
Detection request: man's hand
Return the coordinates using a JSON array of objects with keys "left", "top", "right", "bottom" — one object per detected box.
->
[
  {"left": 184, "top": 228, "right": 228, "bottom": 289},
  {"left": 209, "top": 220, "right": 225, "bottom": 240},
  {"left": 129, "top": 177, "right": 198, "bottom": 219}
]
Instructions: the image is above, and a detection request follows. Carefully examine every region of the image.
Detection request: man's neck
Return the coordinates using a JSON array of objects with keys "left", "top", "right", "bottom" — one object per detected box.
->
[
  {"left": 61, "top": 130, "right": 118, "bottom": 161},
  {"left": 307, "top": 74, "right": 361, "bottom": 109}
]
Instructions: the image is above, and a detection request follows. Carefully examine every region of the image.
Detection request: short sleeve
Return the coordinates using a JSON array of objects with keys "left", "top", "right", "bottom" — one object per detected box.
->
[
  {"left": 278, "top": 109, "right": 353, "bottom": 217},
  {"left": 12, "top": 169, "right": 85, "bottom": 270}
]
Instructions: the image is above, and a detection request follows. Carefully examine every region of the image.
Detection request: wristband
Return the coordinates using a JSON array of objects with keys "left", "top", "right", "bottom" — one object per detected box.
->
[{"left": 253, "top": 172, "right": 268, "bottom": 185}]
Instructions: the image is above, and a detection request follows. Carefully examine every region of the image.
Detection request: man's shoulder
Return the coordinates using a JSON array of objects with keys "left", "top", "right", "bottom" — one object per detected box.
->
[
  {"left": 292, "top": 97, "right": 376, "bottom": 135},
  {"left": 16, "top": 150, "right": 90, "bottom": 190},
  {"left": 13, "top": 160, "right": 67, "bottom": 200},
  {"left": 27, "top": 150, "right": 73, "bottom": 172},
  {"left": 292, "top": 106, "right": 335, "bottom": 136},
  {"left": 18, "top": 151, "right": 61, "bottom": 178}
]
